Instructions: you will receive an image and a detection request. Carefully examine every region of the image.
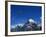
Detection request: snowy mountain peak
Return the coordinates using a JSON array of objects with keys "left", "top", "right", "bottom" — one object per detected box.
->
[{"left": 29, "top": 19, "right": 35, "bottom": 23}]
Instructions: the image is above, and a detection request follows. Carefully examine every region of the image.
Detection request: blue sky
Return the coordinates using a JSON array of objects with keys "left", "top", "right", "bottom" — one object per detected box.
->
[{"left": 11, "top": 5, "right": 42, "bottom": 26}]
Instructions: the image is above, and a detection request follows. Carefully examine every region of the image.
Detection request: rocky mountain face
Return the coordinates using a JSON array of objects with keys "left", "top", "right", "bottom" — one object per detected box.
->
[{"left": 11, "top": 19, "right": 42, "bottom": 32}]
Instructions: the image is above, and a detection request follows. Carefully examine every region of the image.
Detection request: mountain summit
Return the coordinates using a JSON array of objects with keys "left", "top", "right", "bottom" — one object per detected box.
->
[{"left": 29, "top": 19, "right": 35, "bottom": 23}]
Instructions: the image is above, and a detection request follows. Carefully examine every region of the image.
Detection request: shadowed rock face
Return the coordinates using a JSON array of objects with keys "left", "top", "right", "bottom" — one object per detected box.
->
[{"left": 23, "top": 20, "right": 37, "bottom": 31}]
